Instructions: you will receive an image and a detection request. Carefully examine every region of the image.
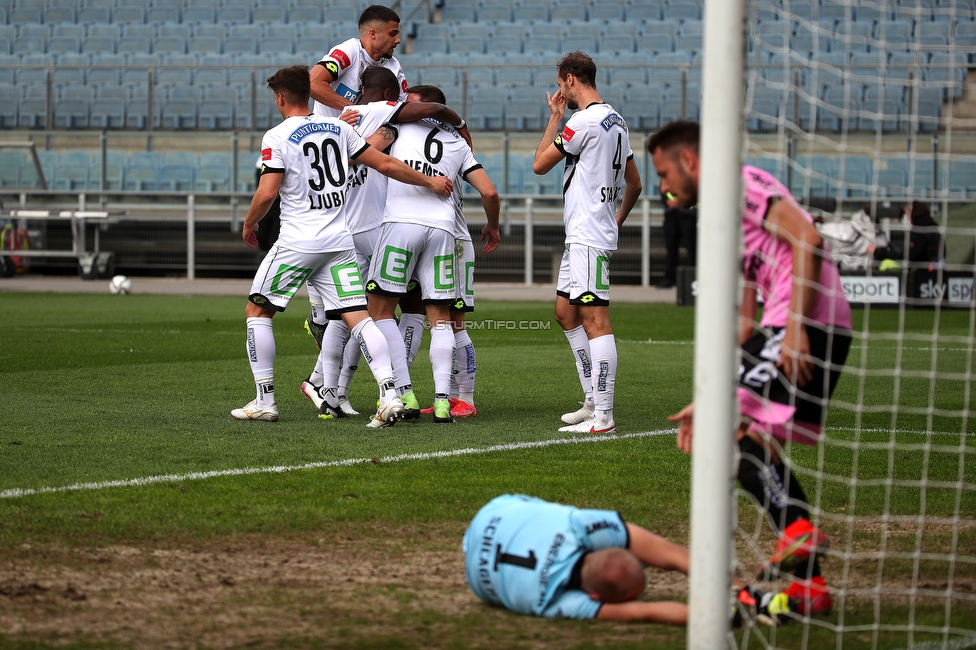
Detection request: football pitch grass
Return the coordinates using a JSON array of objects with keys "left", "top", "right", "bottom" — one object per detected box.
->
[{"left": 1, "top": 293, "right": 974, "bottom": 649}]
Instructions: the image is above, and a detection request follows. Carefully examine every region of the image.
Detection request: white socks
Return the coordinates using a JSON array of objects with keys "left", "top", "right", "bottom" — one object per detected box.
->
[
  {"left": 588, "top": 333, "right": 617, "bottom": 424},
  {"left": 338, "top": 334, "right": 361, "bottom": 399},
  {"left": 564, "top": 325, "right": 594, "bottom": 404},
  {"left": 375, "top": 317, "right": 412, "bottom": 393},
  {"left": 351, "top": 317, "right": 396, "bottom": 394},
  {"left": 399, "top": 312, "right": 426, "bottom": 368},
  {"left": 246, "top": 317, "right": 276, "bottom": 407},
  {"left": 317, "top": 320, "right": 349, "bottom": 392},
  {"left": 429, "top": 322, "right": 456, "bottom": 399},
  {"left": 452, "top": 329, "right": 476, "bottom": 404}
]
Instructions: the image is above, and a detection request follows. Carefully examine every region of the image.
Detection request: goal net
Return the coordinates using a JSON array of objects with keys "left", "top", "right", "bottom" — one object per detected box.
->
[{"left": 713, "top": 1, "right": 976, "bottom": 648}]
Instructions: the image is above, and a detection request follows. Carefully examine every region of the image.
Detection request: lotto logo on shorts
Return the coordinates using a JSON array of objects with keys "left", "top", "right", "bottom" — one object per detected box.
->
[
  {"left": 331, "top": 262, "right": 365, "bottom": 298},
  {"left": 380, "top": 246, "right": 412, "bottom": 284},
  {"left": 270, "top": 264, "right": 313, "bottom": 297},
  {"left": 434, "top": 254, "right": 455, "bottom": 290}
]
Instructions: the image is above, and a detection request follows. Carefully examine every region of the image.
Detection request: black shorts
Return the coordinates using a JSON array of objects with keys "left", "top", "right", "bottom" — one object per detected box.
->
[{"left": 738, "top": 324, "right": 851, "bottom": 438}]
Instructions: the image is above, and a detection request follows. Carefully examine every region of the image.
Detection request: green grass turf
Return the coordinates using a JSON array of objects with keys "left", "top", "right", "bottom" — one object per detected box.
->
[{"left": 1, "top": 293, "right": 974, "bottom": 649}]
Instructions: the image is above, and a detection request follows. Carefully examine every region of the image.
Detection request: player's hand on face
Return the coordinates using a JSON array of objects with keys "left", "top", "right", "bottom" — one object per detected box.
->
[
  {"left": 668, "top": 403, "right": 695, "bottom": 454},
  {"left": 429, "top": 176, "right": 453, "bottom": 196},
  {"left": 242, "top": 222, "right": 259, "bottom": 248},
  {"left": 547, "top": 89, "right": 567, "bottom": 116},
  {"left": 481, "top": 225, "right": 500, "bottom": 253},
  {"left": 779, "top": 323, "right": 813, "bottom": 386},
  {"left": 339, "top": 110, "right": 360, "bottom": 127}
]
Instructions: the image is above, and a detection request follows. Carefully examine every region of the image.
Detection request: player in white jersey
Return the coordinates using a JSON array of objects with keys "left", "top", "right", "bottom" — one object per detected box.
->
[
  {"left": 366, "top": 107, "right": 499, "bottom": 423},
  {"left": 533, "top": 52, "right": 643, "bottom": 435},
  {"left": 301, "top": 67, "right": 473, "bottom": 420},
  {"left": 405, "top": 85, "right": 500, "bottom": 420},
  {"left": 302, "top": 5, "right": 408, "bottom": 406},
  {"left": 309, "top": 5, "right": 408, "bottom": 119},
  {"left": 231, "top": 65, "right": 452, "bottom": 427}
]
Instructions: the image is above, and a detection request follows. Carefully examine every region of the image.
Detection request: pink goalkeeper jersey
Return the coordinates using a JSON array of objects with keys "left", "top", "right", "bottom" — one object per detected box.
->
[{"left": 741, "top": 166, "right": 852, "bottom": 330}]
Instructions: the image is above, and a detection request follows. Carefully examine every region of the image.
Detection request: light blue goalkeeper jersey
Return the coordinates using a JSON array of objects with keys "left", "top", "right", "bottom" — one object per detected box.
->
[{"left": 462, "top": 494, "right": 630, "bottom": 619}]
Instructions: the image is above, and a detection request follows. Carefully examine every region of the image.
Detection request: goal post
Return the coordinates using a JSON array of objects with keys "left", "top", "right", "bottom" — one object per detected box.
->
[{"left": 687, "top": 0, "right": 747, "bottom": 648}]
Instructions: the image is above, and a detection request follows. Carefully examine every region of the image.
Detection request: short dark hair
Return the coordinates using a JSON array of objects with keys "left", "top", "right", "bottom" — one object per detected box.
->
[
  {"left": 647, "top": 120, "right": 700, "bottom": 157},
  {"left": 266, "top": 64, "right": 310, "bottom": 106},
  {"left": 359, "top": 4, "right": 400, "bottom": 28},
  {"left": 406, "top": 84, "right": 446, "bottom": 104},
  {"left": 557, "top": 51, "right": 597, "bottom": 88},
  {"left": 362, "top": 65, "right": 400, "bottom": 97}
]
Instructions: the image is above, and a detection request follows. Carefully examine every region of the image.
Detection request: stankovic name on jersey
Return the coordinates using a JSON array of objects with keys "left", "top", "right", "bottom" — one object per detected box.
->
[{"left": 289, "top": 121, "right": 342, "bottom": 144}]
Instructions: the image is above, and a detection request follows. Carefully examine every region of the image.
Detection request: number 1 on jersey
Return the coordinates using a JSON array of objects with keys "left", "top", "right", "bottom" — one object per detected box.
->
[{"left": 494, "top": 544, "right": 538, "bottom": 571}]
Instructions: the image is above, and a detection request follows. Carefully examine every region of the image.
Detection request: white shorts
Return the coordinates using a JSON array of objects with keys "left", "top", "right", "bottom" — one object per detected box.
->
[
  {"left": 556, "top": 244, "right": 612, "bottom": 306},
  {"left": 352, "top": 226, "right": 380, "bottom": 274},
  {"left": 249, "top": 243, "right": 367, "bottom": 316},
  {"left": 454, "top": 237, "right": 475, "bottom": 312},
  {"left": 366, "top": 222, "right": 456, "bottom": 304}
]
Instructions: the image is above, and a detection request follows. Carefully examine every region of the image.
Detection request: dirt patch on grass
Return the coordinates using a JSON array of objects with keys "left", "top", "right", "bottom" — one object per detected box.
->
[{"left": 0, "top": 523, "right": 687, "bottom": 649}]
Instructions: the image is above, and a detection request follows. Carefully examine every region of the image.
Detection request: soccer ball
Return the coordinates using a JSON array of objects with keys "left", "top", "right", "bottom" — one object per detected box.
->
[{"left": 109, "top": 275, "right": 132, "bottom": 295}]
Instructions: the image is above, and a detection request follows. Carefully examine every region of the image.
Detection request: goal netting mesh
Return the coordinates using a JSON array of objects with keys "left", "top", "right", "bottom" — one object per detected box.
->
[{"left": 731, "top": 1, "right": 976, "bottom": 647}]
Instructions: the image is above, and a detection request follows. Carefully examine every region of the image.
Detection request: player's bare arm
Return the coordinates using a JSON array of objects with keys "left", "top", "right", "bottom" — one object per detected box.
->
[
  {"left": 353, "top": 145, "right": 453, "bottom": 196},
  {"left": 625, "top": 523, "right": 690, "bottom": 574},
  {"left": 668, "top": 403, "right": 695, "bottom": 454},
  {"left": 242, "top": 172, "right": 281, "bottom": 248},
  {"left": 309, "top": 63, "right": 353, "bottom": 112},
  {"left": 765, "top": 198, "right": 824, "bottom": 386},
  {"left": 464, "top": 168, "right": 501, "bottom": 253},
  {"left": 596, "top": 600, "right": 688, "bottom": 625},
  {"left": 365, "top": 124, "right": 398, "bottom": 151},
  {"left": 532, "top": 90, "right": 568, "bottom": 175},
  {"left": 616, "top": 158, "right": 643, "bottom": 228}
]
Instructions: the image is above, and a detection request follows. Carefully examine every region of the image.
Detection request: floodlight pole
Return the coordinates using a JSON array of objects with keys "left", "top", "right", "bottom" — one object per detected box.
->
[{"left": 687, "top": 0, "right": 746, "bottom": 648}]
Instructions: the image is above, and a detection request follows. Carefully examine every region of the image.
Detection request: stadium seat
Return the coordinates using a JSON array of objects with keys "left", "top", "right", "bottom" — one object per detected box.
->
[
  {"left": 9, "top": 7, "right": 41, "bottom": 24},
  {"left": 224, "top": 36, "right": 257, "bottom": 56},
  {"left": 466, "top": 96, "right": 503, "bottom": 130},
  {"left": 523, "top": 34, "right": 560, "bottom": 55},
  {"left": 413, "top": 36, "right": 449, "bottom": 54},
  {"left": 552, "top": 3, "right": 587, "bottom": 22},
  {"left": 590, "top": 2, "right": 626, "bottom": 22},
  {"left": 182, "top": 6, "right": 216, "bottom": 23},
  {"left": 124, "top": 97, "right": 160, "bottom": 129},
  {"left": 157, "top": 164, "right": 194, "bottom": 191},
  {"left": 628, "top": 2, "right": 663, "bottom": 21},
  {"left": 441, "top": 4, "right": 475, "bottom": 22},
  {"left": 640, "top": 33, "right": 675, "bottom": 54},
  {"left": 216, "top": 6, "right": 250, "bottom": 24},
  {"left": 504, "top": 98, "right": 542, "bottom": 131},
  {"left": 287, "top": 6, "right": 320, "bottom": 23},
  {"left": 477, "top": 4, "right": 511, "bottom": 22},
  {"left": 90, "top": 97, "right": 125, "bottom": 128},
  {"left": 195, "top": 152, "right": 232, "bottom": 192},
  {"left": 0, "top": 94, "right": 17, "bottom": 128},
  {"left": 486, "top": 35, "right": 521, "bottom": 55},
  {"left": 561, "top": 34, "right": 596, "bottom": 53},
  {"left": 77, "top": 7, "right": 111, "bottom": 23},
  {"left": 43, "top": 6, "right": 75, "bottom": 23},
  {"left": 198, "top": 98, "right": 233, "bottom": 129},
  {"left": 665, "top": 1, "right": 700, "bottom": 20},
  {"left": 515, "top": 4, "right": 549, "bottom": 22},
  {"left": 112, "top": 6, "right": 145, "bottom": 24}
]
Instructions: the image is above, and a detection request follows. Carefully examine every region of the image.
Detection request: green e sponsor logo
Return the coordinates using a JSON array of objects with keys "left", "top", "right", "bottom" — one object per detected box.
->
[
  {"left": 380, "top": 246, "right": 412, "bottom": 283},
  {"left": 596, "top": 255, "right": 610, "bottom": 291},
  {"left": 331, "top": 262, "right": 365, "bottom": 297},
  {"left": 270, "top": 264, "right": 312, "bottom": 297},
  {"left": 434, "top": 254, "right": 455, "bottom": 290},
  {"left": 464, "top": 261, "right": 475, "bottom": 296}
]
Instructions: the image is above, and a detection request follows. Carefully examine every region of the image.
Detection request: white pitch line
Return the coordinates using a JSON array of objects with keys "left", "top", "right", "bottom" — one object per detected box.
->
[{"left": 0, "top": 429, "right": 676, "bottom": 500}]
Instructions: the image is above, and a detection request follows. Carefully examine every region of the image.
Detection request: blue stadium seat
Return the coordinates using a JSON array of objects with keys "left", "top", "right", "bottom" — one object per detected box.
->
[
  {"left": 157, "top": 164, "right": 195, "bottom": 190},
  {"left": 450, "top": 35, "right": 484, "bottom": 55},
  {"left": 412, "top": 36, "right": 448, "bottom": 54},
  {"left": 628, "top": 2, "right": 663, "bottom": 21},
  {"left": 552, "top": 3, "right": 587, "bottom": 22},
  {"left": 194, "top": 152, "right": 232, "bottom": 192},
  {"left": 124, "top": 162, "right": 158, "bottom": 190},
  {"left": 0, "top": 93, "right": 17, "bottom": 128},
  {"left": 590, "top": 2, "right": 626, "bottom": 22},
  {"left": 639, "top": 33, "right": 675, "bottom": 54},
  {"left": 523, "top": 34, "right": 560, "bottom": 54},
  {"left": 287, "top": 6, "right": 320, "bottom": 22},
  {"left": 486, "top": 35, "right": 521, "bottom": 54},
  {"left": 223, "top": 36, "right": 256, "bottom": 55},
  {"left": 515, "top": 4, "right": 549, "bottom": 22},
  {"left": 441, "top": 4, "right": 475, "bottom": 22},
  {"left": 125, "top": 97, "right": 160, "bottom": 128},
  {"left": 665, "top": 1, "right": 700, "bottom": 21},
  {"left": 90, "top": 97, "right": 125, "bottom": 128},
  {"left": 111, "top": 6, "right": 145, "bottom": 24},
  {"left": 503, "top": 98, "right": 542, "bottom": 131},
  {"left": 561, "top": 34, "right": 596, "bottom": 52},
  {"left": 495, "top": 60, "right": 533, "bottom": 86},
  {"left": 77, "top": 7, "right": 111, "bottom": 24},
  {"left": 43, "top": 6, "right": 75, "bottom": 23},
  {"left": 454, "top": 21, "right": 490, "bottom": 41},
  {"left": 9, "top": 7, "right": 41, "bottom": 24},
  {"left": 477, "top": 4, "right": 511, "bottom": 22},
  {"left": 194, "top": 65, "right": 227, "bottom": 84},
  {"left": 216, "top": 6, "right": 250, "bottom": 24},
  {"left": 230, "top": 24, "right": 262, "bottom": 40},
  {"left": 182, "top": 6, "right": 216, "bottom": 23}
]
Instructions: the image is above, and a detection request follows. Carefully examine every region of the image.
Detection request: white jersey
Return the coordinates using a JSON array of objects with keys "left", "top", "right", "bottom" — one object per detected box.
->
[
  {"left": 384, "top": 119, "right": 481, "bottom": 234},
  {"left": 452, "top": 174, "right": 472, "bottom": 242},
  {"left": 340, "top": 100, "right": 405, "bottom": 235},
  {"left": 554, "top": 102, "right": 634, "bottom": 251},
  {"left": 260, "top": 114, "right": 369, "bottom": 253},
  {"left": 312, "top": 37, "right": 408, "bottom": 118}
]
